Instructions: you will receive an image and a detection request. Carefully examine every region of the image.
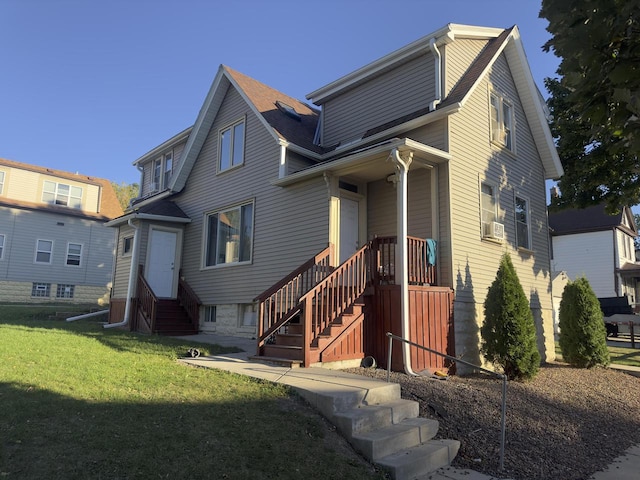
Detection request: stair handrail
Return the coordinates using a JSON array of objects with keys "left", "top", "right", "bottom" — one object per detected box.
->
[
  {"left": 385, "top": 332, "right": 507, "bottom": 472},
  {"left": 136, "top": 265, "right": 158, "bottom": 332},
  {"left": 370, "top": 236, "right": 437, "bottom": 286},
  {"left": 255, "top": 245, "right": 334, "bottom": 350},
  {"left": 299, "top": 243, "right": 369, "bottom": 366},
  {"left": 177, "top": 273, "right": 201, "bottom": 329}
]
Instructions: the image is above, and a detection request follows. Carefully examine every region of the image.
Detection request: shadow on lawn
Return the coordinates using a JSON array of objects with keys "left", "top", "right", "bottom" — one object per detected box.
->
[{"left": 0, "top": 381, "right": 378, "bottom": 480}]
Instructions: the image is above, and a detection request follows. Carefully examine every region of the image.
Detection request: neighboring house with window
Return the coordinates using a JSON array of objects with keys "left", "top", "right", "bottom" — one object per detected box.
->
[
  {"left": 549, "top": 203, "right": 640, "bottom": 309},
  {"left": 107, "top": 23, "right": 562, "bottom": 370},
  {"left": 0, "top": 158, "right": 123, "bottom": 304}
]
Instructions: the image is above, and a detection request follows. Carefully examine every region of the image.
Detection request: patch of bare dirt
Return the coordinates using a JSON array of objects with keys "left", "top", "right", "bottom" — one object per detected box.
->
[{"left": 344, "top": 363, "right": 640, "bottom": 480}]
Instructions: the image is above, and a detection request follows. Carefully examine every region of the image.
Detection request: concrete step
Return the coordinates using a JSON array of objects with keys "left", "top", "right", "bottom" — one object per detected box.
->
[
  {"left": 262, "top": 344, "right": 302, "bottom": 360},
  {"left": 333, "top": 399, "right": 419, "bottom": 436},
  {"left": 377, "top": 439, "right": 460, "bottom": 480},
  {"left": 351, "top": 418, "right": 440, "bottom": 461}
]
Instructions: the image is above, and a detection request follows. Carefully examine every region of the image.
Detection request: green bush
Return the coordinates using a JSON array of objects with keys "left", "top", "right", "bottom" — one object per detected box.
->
[
  {"left": 481, "top": 253, "right": 540, "bottom": 381},
  {"left": 558, "top": 277, "right": 610, "bottom": 368}
]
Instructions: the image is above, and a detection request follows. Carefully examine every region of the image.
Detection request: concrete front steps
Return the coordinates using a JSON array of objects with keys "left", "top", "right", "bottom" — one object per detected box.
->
[{"left": 295, "top": 377, "right": 459, "bottom": 480}]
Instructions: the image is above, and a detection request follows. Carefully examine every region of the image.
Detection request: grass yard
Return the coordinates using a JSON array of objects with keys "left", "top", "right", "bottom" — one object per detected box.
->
[
  {"left": 0, "top": 305, "right": 384, "bottom": 480},
  {"left": 555, "top": 337, "right": 640, "bottom": 367}
]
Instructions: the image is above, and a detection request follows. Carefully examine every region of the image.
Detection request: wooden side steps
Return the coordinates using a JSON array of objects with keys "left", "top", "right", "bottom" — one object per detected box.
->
[{"left": 154, "top": 299, "right": 198, "bottom": 336}]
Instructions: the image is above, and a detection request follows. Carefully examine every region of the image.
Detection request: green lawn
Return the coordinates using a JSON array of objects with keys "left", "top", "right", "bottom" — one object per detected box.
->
[
  {"left": 555, "top": 338, "right": 640, "bottom": 367},
  {"left": 0, "top": 305, "right": 384, "bottom": 480}
]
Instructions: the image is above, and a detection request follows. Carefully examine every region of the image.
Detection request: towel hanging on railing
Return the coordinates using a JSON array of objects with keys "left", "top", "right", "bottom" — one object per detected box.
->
[{"left": 426, "top": 238, "right": 437, "bottom": 266}]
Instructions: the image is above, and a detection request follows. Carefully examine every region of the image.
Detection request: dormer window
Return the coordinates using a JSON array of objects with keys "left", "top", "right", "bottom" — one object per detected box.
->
[
  {"left": 150, "top": 152, "right": 173, "bottom": 192},
  {"left": 43, "top": 181, "right": 82, "bottom": 208},
  {"left": 490, "top": 92, "right": 514, "bottom": 152}
]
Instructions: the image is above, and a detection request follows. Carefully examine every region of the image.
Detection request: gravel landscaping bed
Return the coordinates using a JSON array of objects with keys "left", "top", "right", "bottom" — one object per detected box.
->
[{"left": 344, "top": 363, "right": 640, "bottom": 480}]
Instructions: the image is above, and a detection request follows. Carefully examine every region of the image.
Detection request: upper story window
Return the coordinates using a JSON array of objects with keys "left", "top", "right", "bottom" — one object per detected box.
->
[
  {"left": 204, "top": 201, "right": 254, "bottom": 267},
  {"left": 35, "top": 239, "right": 53, "bottom": 264},
  {"left": 219, "top": 119, "right": 245, "bottom": 172},
  {"left": 122, "top": 235, "right": 133, "bottom": 257},
  {"left": 480, "top": 181, "right": 497, "bottom": 233},
  {"left": 490, "top": 92, "right": 514, "bottom": 152},
  {"left": 43, "top": 181, "right": 82, "bottom": 208},
  {"left": 66, "top": 242, "right": 83, "bottom": 266},
  {"left": 515, "top": 195, "right": 531, "bottom": 250},
  {"left": 0, "top": 171, "right": 5, "bottom": 195},
  {"left": 0, "top": 234, "right": 5, "bottom": 260},
  {"left": 151, "top": 152, "right": 173, "bottom": 192}
]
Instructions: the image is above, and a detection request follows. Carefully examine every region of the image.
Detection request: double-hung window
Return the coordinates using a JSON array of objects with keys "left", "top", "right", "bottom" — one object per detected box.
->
[
  {"left": 43, "top": 181, "right": 82, "bottom": 208},
  {"left": 490, "top": 92, "right": 514, "bottom": 151},
  {"left": 515, "top": 196, "right": 531, "bottom": 250},
  {"left": 0, "top": 171, "right": 5, "bottom": 195},
  {"left": 480, "top": 182, "right": 498, "bottom": 237},
  {"left": 66, "top": 243, "right": 83, "bottom": 266},
  {"left": 35, "top": 239, "right": 53, "bottom": 264},
  {"left": 0, "top": 234, "right": 5, "bottom": 260},
  {"left": 204, "top": 202, "right": 254, "bottom": 267},
  {"left": 151, "top": 151, "right": 173, "bottom": 192},
  {"left": 219, "top": 119, "right": 245, "bottom": 172},
  {"left": 163, "top": 152, "right": 173, "bottom": 188}
]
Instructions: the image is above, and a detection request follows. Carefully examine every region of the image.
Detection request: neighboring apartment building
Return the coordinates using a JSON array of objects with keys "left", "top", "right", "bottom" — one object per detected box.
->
[
  {"left": 0, "top": 158, "right": 123, "bottom": 304},
  {"left": 549, "top": 203, "right": 640, "bottom": 306},
  {"left": 108, "top": 23, "right": 563, "bottom": 371}
]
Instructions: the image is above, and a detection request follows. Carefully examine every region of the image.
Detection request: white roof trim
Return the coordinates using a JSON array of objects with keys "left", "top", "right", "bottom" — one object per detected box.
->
[
  {"left": 132, "top": 127, "right": 192, "bottom": 166},
  {"left": 105, "top": 212, "right": 192, "bottom": 228}
]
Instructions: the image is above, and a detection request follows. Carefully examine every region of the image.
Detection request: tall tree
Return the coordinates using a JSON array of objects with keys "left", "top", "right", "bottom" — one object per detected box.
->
[
  {"left": 111, "top": 182, "right": 139, "bottom": 211},
  {"left": 541, "top": 0, "right": 640, "bottom": 211}
]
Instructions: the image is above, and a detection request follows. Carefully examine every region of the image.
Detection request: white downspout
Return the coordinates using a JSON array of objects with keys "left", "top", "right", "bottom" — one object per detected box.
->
[
  {"left": 104, "top": 218, "right": 139, "bottom": 329},
  {"left": 391, "top": 148, "right": 416, "bottom": 375},
  {"left": 428, "top": 38, "right": 442, "bottom": 111}
]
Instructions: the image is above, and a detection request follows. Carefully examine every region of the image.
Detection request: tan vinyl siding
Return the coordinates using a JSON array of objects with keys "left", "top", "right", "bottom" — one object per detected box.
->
[
  {"left": 443, "top": 38, "right": 489, "bottom": 95},
  {"left": 448, "top": 52, "right": 552, "bottom": 310},
  {"left": 175, "top": 87, "right": 329, "bottom": 305},
  {"left": 322, "top": 54, "right": 436, "bottom": 147},
  {"left": 112, "top": 225, "right": 134, "bottom": 298},
  {"left": 287, "top": 151, "right": 317, "bottom": 174}
]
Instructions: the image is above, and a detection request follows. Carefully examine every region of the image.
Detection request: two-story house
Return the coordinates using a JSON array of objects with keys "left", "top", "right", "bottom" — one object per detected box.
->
[
  {"left": 0, "top": 158, "right": 123, "bottom": 304},
  {"left": 549, "top": 203, "right": 640, "bottom": 309},
  {"left": 107, "top": 23, "right": 563, "bottom": 373}
]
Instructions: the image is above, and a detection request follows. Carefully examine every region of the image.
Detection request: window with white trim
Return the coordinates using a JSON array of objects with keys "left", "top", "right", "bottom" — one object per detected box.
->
[
  {"left": 150, "top": 151, "right": 173, "bottom": 192},
  {"left": 163, "top": 152, "right": 173, "bottom": 188},
  {"left": 56, "top": 284, "right": 75, "bottom": 299},
  {"left": 66, "top": 243, "right": 82, "bottom": 266},
  {"left": 240, "top": 303, "right": 257, "bottom": 327},
  {"left": 515, "top": 196, "right": 531, "bottom": 250},
  {"left": 480, "top": 182, "right": 498, "bottom": 236},
  {"left": 43, "top": 181, "right": 82, "bottom": 208},
  {"left": 123, "top": 236, "right": 133, "bottom": 256},
  {"left": 219, "top": 119, "right": 245, "bottom": 172},
  {"left": 0, "top": 234, "right": 4, "bottom": 260},
  {"left": 35, "top": 239, "right": 53, "bottom": 264},
  {"left": 0, "top": 171, "right": 5, "bottom": 195},
  {"left": 152, "top": 159, "right": 161, "bottom": 191},
  {"left": 490, "top": 92, "right": 514, "bottom": 151},
  {"left": 32, "top": 283, "right": 50, "bottom": 297},
  {"left": 203, "top": 305, "right": 216, "bottom": 323},
  {"left": 204, "top": 202, "right": 254, "bottom": 267}
]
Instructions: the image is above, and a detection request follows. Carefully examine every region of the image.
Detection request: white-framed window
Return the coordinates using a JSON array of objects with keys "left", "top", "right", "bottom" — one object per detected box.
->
[
  {"left": 203, "top": 305, "right": 216, "bottom": 323},
  {"left": 122, "top": 236, "right": 133, "bottom": 257},
  {"left": 152, "top": 158, "right": 162, "bottom": 191},
  {"left": 480, "top": 181, "right": 498, "bottom": 236},
  {"left": 150, "top": 151, "right": 173, "bottom": 192},
  {"left": 0, "top": 234, "right": 4, "bottom": 260},
  {"left": 490, "top": 91, "right": 514, "bottom": 151},
  {"left": 31, "top": 283, "right": 50, "bottom": 297},
  {"left": 0, "top": 171, "right": 5, "bottom": 195},
  {"left": 42, "top": 181, "right": 82, "bottom": 208},
  {"left": 219, "top": 119, "right": 245, "bottom": 172},
  {"left": 35, "top": 239, "right": 53, "bottom": 264},
  {"left": 240, "top": 303, "right": 257, "bottom": 327},
  {"left": 515, "top": 195, "right": 531, "bottom": 250},
  {"left": 204, "top": 201, "right": 254, "bottom": 267},
  {"left": 163, "top": 152, "right": 173, "bottom": 188},
  {"left": 66, "top": 242, "right": 83, "bottom": 266},
  {"left": 56, "top": 284, "right": 75, "bottom": 299}
]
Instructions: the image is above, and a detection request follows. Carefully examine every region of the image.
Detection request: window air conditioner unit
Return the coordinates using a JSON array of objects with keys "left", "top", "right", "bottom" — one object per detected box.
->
[{"left": 483, "top": 221, "right": 505, "bottom": 241}]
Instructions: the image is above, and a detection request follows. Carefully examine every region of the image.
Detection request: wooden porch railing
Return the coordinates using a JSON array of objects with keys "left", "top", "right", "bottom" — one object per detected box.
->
[
  {"left": 136, "top": 265, "right": 157, "bottom": 333},
  {"left": 178, "top": 272, "right": 201, "bottom": 329},
  {"left": 255, "top": 245, "right": 334, "bottom": 351},
  {"left": 300, "top": 243, "right": 369, "bottom": 366},
  {"left": 370, "top": 236, "right": 437, "bottom": 286}
]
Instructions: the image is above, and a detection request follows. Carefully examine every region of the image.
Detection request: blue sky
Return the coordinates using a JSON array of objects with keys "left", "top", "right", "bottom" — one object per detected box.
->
[{"left": 1, "top": 0, "right": 559, "bottom": 185}]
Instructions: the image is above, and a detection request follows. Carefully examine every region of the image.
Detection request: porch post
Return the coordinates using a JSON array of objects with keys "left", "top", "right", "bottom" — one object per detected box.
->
[{"left": 391, "top": 148, "right": 415, "bottom": 375}]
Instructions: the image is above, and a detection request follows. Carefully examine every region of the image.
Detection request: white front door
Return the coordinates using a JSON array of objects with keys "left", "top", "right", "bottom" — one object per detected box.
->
[
  {"left": 146, "top": 229, "right": 178, "bottom": 298},
  {"left": 340, "top": 197, "right": 359, "bottom": 263}
]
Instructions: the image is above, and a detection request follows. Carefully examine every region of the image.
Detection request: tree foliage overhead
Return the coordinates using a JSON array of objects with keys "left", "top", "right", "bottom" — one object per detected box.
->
[
  {"left": 111, "top": 182, "right": 139, "bottom": 211},
  {"left": 541, "top": 0, "right": 640, "bottom": 211}
]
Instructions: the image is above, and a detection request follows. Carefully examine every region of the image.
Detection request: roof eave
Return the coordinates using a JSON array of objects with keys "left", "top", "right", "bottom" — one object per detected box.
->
[{"left": 105, "top": 211, "right": 192, "bottom": 228}]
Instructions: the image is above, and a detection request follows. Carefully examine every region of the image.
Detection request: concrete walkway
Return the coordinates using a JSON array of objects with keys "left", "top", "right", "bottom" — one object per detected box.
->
[{"left": 174, "top": 333, "right": 640, "bottom": 480}]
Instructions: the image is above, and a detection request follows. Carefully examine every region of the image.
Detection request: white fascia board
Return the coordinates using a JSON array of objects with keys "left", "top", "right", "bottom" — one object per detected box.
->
[
  {"left": 132, "top": 127, "right": 193, "bottom": 166},
  {"left": 105, "top": 211, "right": 191, "bottom": 228},
  {"left": 272, "top": 138, "right": 450, "bottom": 187},
  {"left": 307, "top": 24, "right": 503, "bottom": 104}
]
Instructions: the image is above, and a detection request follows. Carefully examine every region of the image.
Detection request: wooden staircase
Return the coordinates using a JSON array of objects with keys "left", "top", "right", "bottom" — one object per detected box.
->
[{"left": 154, "top": 299, "right": 198, "bottom": 336}]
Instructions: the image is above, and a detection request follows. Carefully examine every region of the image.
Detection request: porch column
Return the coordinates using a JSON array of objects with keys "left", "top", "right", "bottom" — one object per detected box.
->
[{"left": 391, "top": 148, "right": 415, "bottom": 375}]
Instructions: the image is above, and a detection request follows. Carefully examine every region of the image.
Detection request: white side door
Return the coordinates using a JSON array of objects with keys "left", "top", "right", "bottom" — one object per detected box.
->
[
  {"left": 146, "top": 228, "right": 178, "bottom": 298},
  {"left": 340, "top": 197, "right": 359, "bottom": 264}
]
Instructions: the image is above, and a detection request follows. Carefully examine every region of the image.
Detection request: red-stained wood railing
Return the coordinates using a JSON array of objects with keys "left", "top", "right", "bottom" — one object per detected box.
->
[
  {"left": 255, "top": 245, "right": 334, "bottom": 352},
  {"left": 300, "top": 244, "right": 369, "bottom": 366},
  {"left": 136, "top": 265, "right": 157, "bottom": 333},
  {"left": 370, "top": 236, "right": 437, "bottom": 286},
  {"left": 177, "top": 272, "right": 201, "bottom": 329}
]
